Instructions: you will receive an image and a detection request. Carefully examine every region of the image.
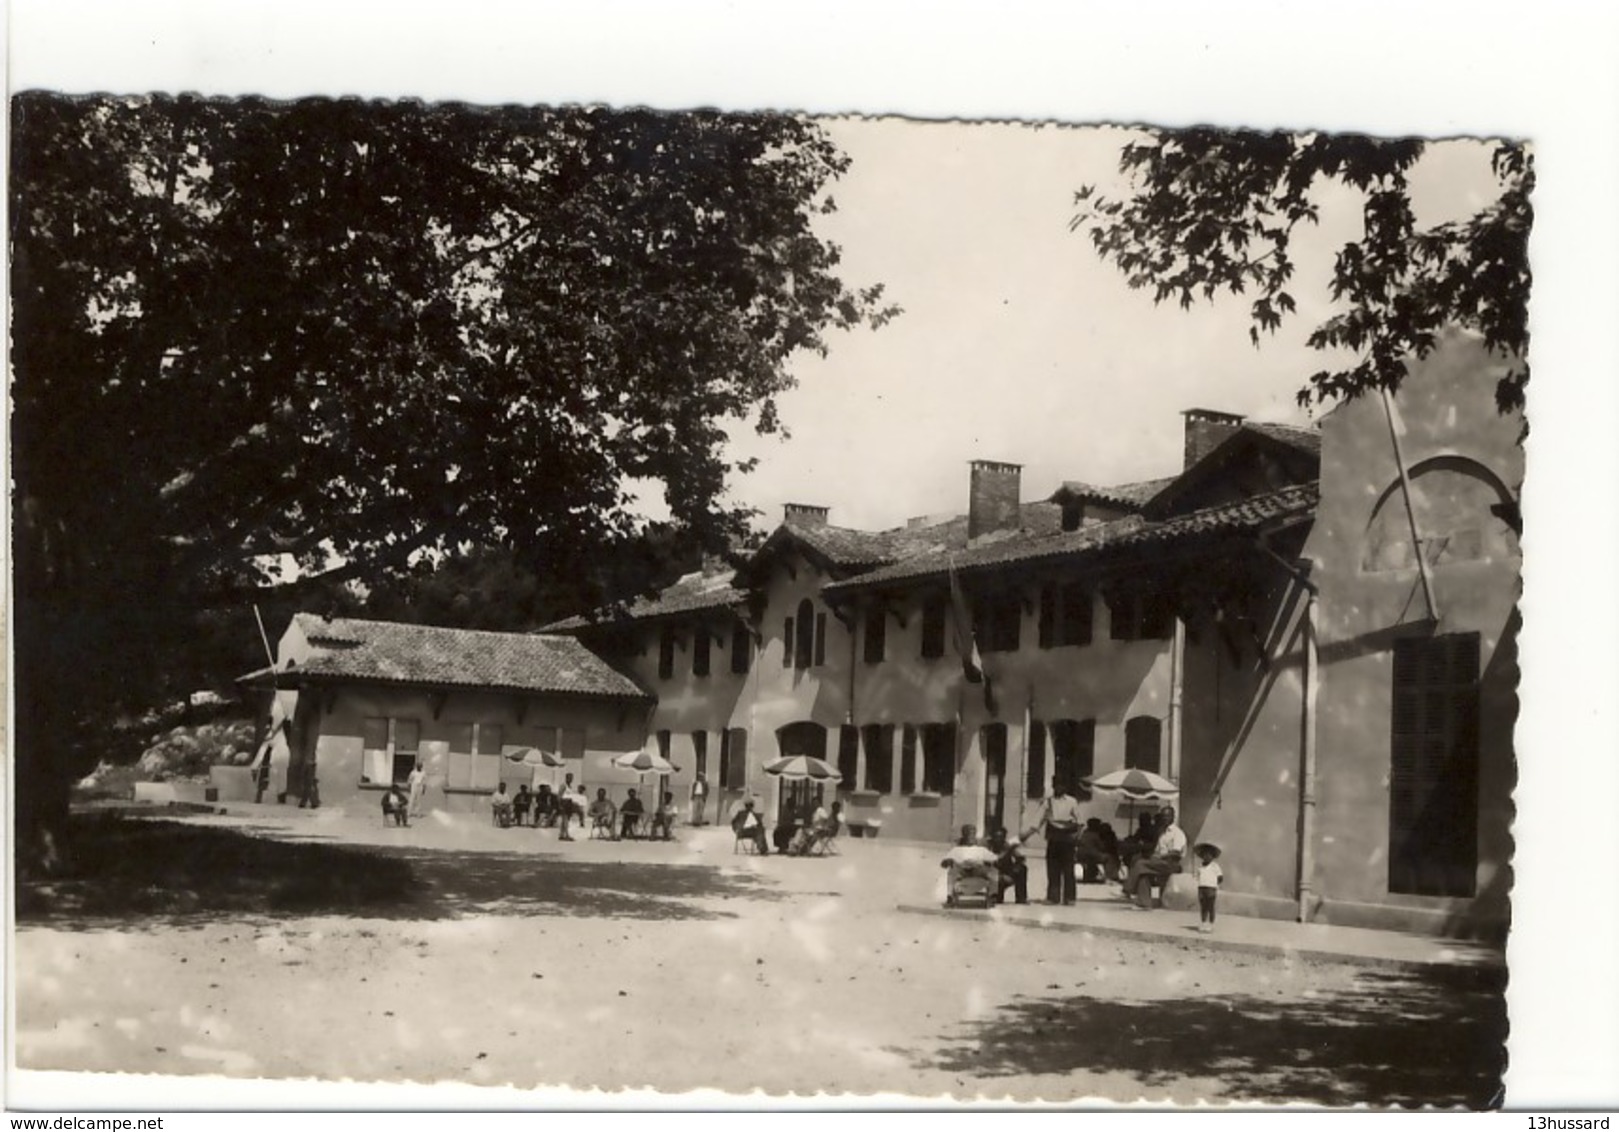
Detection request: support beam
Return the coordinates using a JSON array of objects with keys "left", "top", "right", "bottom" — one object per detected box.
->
[{"left": 1381, "top": 387, "right": 1439, "bottom": 622}]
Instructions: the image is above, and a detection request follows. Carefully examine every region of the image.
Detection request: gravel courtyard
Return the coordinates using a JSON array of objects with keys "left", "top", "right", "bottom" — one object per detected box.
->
[{"left": 14, "top": 807, "right": 1506, "bottom": 1107}]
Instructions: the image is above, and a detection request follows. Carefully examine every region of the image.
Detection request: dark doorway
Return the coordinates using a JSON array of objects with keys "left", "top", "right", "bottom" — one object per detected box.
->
[{"left": 1389, "top": 633, "right": 1481, "bottom": 897}]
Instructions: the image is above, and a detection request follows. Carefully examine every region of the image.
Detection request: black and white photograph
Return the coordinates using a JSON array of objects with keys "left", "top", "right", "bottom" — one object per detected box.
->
[{"left": 7, "top": 0, "right": 1618, "bottom": 1115}]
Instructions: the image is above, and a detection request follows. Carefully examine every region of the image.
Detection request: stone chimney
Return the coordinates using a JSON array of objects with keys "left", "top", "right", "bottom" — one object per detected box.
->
[
  {"left": 1182, "top": 408, "right": 1246, "bottom": 469},
  {"left": 968, "top": 460, "right": 1022, "bottom": 541},
  {"left": 783, "top": 502, "right": 829, "bottom": 526}
]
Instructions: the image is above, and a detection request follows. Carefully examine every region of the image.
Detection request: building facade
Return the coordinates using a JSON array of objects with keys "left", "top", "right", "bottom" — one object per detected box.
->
[
  {"left": 255, "top": 614, "right": 653, "bottom": 815},
  {"left": 554, "top": 332, "right": 1521, "bottom": 938}
]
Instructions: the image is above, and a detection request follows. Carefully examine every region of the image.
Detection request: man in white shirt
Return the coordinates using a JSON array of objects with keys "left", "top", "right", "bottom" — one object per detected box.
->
[
  {"left": 1125, "top": 806, "right": 1187, "bottom": 909},
  {"left": 941, "top": 825, "right": 999, "bottom": 901},
  {"left": 1023, "top": 779, "right": 1084, "bottom": 905}
]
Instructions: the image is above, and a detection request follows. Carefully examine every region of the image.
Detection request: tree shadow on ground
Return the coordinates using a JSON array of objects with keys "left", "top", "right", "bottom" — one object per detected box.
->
[
  {"left": 911, "top": 966, "right": 1506, "bottom": 1108},
  {"left": 16, "top": 814, "right": 790, "bottom": 931}
]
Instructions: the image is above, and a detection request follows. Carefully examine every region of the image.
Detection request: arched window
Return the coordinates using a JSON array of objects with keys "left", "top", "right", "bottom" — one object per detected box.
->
[
  {"left": 793, "top": 598, "right": 815, "bottom": 670},
  {"left": 1050, "top": 719, "right": 1097, "bottom": 798},
  {"left": 1124, "top": 715, "right": 1162, "bottom": 774}
]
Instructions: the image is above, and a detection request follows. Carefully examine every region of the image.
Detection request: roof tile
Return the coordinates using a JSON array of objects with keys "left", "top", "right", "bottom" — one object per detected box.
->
[{"left": 289, "top": 614, "right": 650, "bottom": 699}]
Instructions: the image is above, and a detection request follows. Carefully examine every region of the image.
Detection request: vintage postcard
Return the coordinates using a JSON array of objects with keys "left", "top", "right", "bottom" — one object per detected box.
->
[{"left": 7, "top": 0, "right": 1616, "bottom": 1115}]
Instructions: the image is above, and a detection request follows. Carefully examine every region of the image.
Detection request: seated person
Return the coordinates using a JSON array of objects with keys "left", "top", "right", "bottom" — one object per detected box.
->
[
  {"left": 619, "top": 788, "right": 646, "bottom": 839},
  {"left": 534, "top": 784, "right": 557, "bottom": 827},
  {"left": 490, "top": 782, "right": 513, "bottom": 827},
  {"left": 1119, "top": 812, "right": 1160, "bottom": 871},
  {"left": 588, "top": 788, "right": 617, "bottom": 837},
  {"left": 803, "top": 800, "right": 842, "bottom": 854},
  {"left": 788, "top": 799, "right": 829, "bottom": 855},
  {"left": 650, "top": 791, "right": 677, "bottom": 841},
  {"left": 512, "top": 784, "right": 533, "bottom": 827},
  {"left": 941, "top": 824, "right": 1000, "bottom": 895},
  {"left": 1125, "top": 807, "right": 1188, "bottom": 910},
  {"left": 381, "top": 784, "right": 410, "bottom": 827},
  {"left": 1076, "top": 818, "right": 1122, "bottom": 884},
  {"left": 772, "top": 803, "right": 802, "bottom": 855},
  {"left": 984, "top": 826, "right": 1028, "bottom": 904},
  {"left": 731, "top": 798, "right": 769, "bottom": 854}
]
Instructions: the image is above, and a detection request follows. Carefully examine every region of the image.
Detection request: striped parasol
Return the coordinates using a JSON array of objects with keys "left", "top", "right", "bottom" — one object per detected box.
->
[
  {"left": 762, "top": 755, "right": 842, "bottom": 782},
  {"left": 506, "top": 747, "right": 565, "bottom": 768},
  {"left": 1083, "top": 767, "right": 1179, "bottom": 802},
  {"left": 612, "top": 749, "right": 679, "bottom": 776}
]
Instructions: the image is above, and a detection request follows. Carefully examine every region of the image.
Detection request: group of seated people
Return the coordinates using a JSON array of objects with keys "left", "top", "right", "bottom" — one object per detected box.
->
[
  {"left": 489, "top": 782, "right": 570, "bottom": 828},
  {"left": 940, "top": 810, "right": 1184, "bottom": 908},
  {"left": 585, "top": 787, "right": 679, "bottom": 841},
  {"left": 731, "top": 797, "right": 841, "bottom": 856},
  {"left": 940, "top": 824, "right": 1030, "bottom": 905}
]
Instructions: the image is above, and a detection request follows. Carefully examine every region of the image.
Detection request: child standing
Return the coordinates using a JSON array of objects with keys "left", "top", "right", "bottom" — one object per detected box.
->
[{"left": 1194, "top": 843, "right": 1223, "bottom": 933}]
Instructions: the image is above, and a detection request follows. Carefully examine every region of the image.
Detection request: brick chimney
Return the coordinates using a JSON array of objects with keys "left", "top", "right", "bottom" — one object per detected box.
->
[
  {"left": 783, "top": 503, "right": 829, "bottom": 526},
  {"left": 968, "top": 460, "right": 1022, "bottom": 540},
  {"left": 1182, "top": 409, "right": 1246, "bottom": 469}
]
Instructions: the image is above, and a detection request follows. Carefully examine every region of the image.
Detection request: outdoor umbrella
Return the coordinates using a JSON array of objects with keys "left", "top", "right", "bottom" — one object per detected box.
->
[
  {"left": 506, "top": 747, "right": 565, "bottom": 768},
  {"left": 1085, "top": 767, "right": 1179, "bottom": 827},
  {"left": 507, "top": 746, "right": 565, "bottom": 792},
  {"left": 611, "top": 749, "right": 680, "bottom": 814},
  {"left": 1084, "top": 767, "right": 1179, "bottom": 802},
  {"left": 612, "top": 750, "right": 680, "bottom": 776},
  {"left": 762, "top": 755, "right": 842, "bottom": 782}
]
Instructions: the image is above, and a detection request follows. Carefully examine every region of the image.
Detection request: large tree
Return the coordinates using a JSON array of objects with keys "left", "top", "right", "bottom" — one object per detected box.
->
[
  {"left": 1072, "top": 128, "right": 1531, "bottom": 414},
  {"left": 10, "top": 93, "right": 892, "bottom": 866}
]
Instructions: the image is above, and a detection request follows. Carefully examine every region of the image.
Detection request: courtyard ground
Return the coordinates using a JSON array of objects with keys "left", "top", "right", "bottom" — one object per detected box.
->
[{"left": 13, "top": 804, "right": 1507, "bottom": 1107}]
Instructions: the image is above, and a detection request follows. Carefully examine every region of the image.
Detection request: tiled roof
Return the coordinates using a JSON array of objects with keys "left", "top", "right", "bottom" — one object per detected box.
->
[
  {"left": 823, "top": 483, "right": 1319, "bottom": 594},
  {"left": 287, "top": 614, "right": 650, "bottom": 699},
  {"left": 543, "top": 567, "right": 746, "bottom": 632},
  {"left": 1242, "top": 421, "right": 1322, "bottom": 454},
  {"left": 781, "top": 501, "right": 1065, "bottom": 569},
  {"left": 1052, "top": 476, "right": 1179, "bottom": 510}
]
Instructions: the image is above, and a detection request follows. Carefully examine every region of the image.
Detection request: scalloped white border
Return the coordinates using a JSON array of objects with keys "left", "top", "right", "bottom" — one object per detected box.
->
[{"left": 7, "top": 0, "right": 1617, "bottom": 1115}]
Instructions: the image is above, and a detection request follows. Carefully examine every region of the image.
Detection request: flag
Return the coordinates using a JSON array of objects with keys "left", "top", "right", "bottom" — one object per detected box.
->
[
  {"left": 947, "top": 556, "right": 983, "bottom": 684},
  {"left": 948, "top": 557, "right": 998, "bottom": 714}
]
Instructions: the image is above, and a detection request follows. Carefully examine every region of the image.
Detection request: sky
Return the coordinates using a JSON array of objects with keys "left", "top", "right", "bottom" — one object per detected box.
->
[
  {"left": 720, "top": 119, "right": 1495, "bottom": 533},
  {"left": 6, "top": 0, "right": 1619, "bottom": 1113}
]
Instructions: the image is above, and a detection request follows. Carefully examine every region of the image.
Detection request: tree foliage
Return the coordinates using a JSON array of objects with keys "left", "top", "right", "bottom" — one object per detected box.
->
[
  {"left": 9, "top": 92, "right": 892, "bottom": 855},
  {"left": 1072, "top": 127, "right": 1531, "bottom": 413}
]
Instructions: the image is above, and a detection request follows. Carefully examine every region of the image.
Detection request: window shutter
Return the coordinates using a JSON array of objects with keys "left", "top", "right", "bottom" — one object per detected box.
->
[
  {"left": 815, "top": 612, "right": 828, "bottom": 666},
  {"left": 1075, "top": 719, "right": 1096, "bottom": 798},
  {"left": 1061, "top": 582, "right": 1092, "bottom": 646},
  {"left": 731, "top": 623, "right": 751, "bottom": 675},
  {"left": 1026, "top": 720, "right": 1047, "bottom": 798},
  {"left": 864, "top": 604, "right": 886, "bottom": 664},
  {"left": 782, "top": 617, "right": 794, "bottom": 667},
  {"left": 1038, "top": 585, "right": 1056, "bottom": 649},
  {"left": 692, "top": 627, "right": 711, "bottom": 678},
  {"left": 837, "top": 725, "right": 860, "bottom": 788}
]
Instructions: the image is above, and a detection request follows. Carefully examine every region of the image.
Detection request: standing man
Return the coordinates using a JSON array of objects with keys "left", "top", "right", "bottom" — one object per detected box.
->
[
  {"left": 406, "top": 760, "right": 427, "bottom": 818},
  {"left": 690, "top": 772, "right": 710, "bottom": 826},
  {"left": 558, "top": 772, "right": 578, "bottom": 841},
  {"left": 1023, "top": 778, "right": 1082, "bottom": 905},
  {"left": 1125, "top": 806, "right": 1188, "bottom": 910}
]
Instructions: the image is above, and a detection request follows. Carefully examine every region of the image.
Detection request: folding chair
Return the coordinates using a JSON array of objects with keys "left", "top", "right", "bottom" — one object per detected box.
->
[{"left": 807, "top": 820, "right": 841, "bottom": 856}]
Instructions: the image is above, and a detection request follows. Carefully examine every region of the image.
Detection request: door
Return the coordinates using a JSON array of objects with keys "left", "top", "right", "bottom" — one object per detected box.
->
[{"left": 982, "top": 723, "right": 1007, "bottom": 833}]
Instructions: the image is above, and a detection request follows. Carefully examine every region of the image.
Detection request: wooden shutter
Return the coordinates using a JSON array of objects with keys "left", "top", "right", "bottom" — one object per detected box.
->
[
  {"left": 1026, "top": 720, "right": 1047, "bottom": 798},
  {"left": 1038, "top": 585, "right": 1057, "bottom": 649},
  {"left": 837, "top": 725, "right": 860, "bottom": 788}
]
